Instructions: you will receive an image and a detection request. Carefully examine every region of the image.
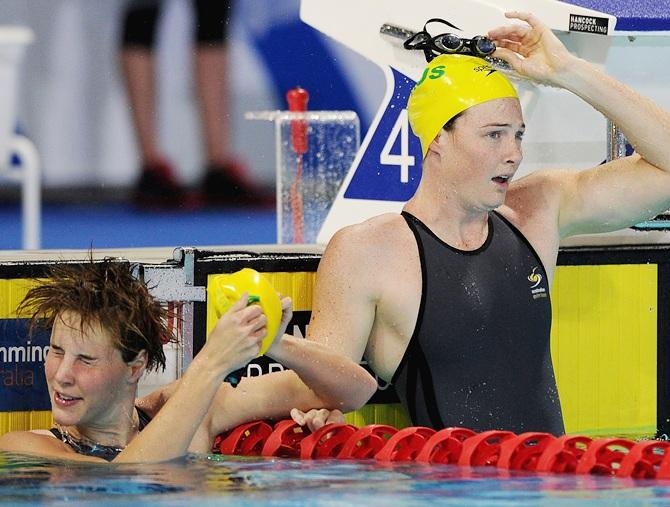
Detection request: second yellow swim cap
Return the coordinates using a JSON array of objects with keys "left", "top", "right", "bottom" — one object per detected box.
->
[
  {"left": 407, "top": 54, "right": 518, "bottom": 157},
  {"left": 208, "top": 268, "right": 282, "bottom": 356}
]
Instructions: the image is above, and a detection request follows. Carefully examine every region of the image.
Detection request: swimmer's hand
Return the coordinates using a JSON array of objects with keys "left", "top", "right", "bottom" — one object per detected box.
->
[
  {"left": 204, "top": 292, "right": 268, "bottom": 374},
  {"left": 488, "top": 11, "right": 574, "bottom": 85},
  {"left": 266, "top": 296, "right": 293, "bottom": 357},
  {"left": 290, "top": 408, "right": 345, "bottom": 432}
]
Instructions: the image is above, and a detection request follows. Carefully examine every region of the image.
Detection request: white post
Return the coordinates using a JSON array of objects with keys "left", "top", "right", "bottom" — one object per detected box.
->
[
  {"left": 0, "top": 27, "right": 37, "bottom": 250},
  {"left": 13, "top": 135, "right": 41, "bottom": 250}
]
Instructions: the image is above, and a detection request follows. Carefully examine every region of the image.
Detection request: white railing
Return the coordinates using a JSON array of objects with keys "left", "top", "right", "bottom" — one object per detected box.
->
[{"left": 0, "top": 26, "right": 40, "bottom": 250}]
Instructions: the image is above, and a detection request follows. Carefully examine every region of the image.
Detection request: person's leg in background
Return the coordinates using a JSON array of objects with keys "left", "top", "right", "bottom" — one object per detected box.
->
[
  {"left": 120, "top": 0, "right": 186, "bottom": 206},
  {"left": 194, "top": 0, "right": 267, "bottom": 205}
]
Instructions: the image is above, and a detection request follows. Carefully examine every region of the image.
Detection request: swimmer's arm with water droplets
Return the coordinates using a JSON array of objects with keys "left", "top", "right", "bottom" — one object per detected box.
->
[
  {"left": 203, "top": 347, "right": 376, "bottom": 440},
  {"left": 550, "top": 54, "right": 670, "bottom": 235},
  {"left": 306, "top": 225, "right": 378, "bottom": 361},
  {"left": 266, "top": 333, "right": 377, "bottom": 411},
  {"left": 290, "top": 225, "right": 381, "bottom": 414}
]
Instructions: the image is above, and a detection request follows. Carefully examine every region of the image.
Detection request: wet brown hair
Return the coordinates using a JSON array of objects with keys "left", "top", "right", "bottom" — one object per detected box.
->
[{"left": 16, "top": 257, "right": 176, "bottom": 371}]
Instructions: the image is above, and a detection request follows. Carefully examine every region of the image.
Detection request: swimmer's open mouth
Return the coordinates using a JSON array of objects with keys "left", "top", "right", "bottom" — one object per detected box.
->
[
  {"left": 56, "top": 392, "right": 82, "bottom": 402},
  {"left": 492, "top": 175, "right": 510, "bottom": 184}
]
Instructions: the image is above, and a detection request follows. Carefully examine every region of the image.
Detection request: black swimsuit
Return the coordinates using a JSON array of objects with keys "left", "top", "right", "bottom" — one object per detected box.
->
[
  {"left": 49, "top": 407, "right": 152, "bottom": 461},
  {"left": 392, "top": 211, "right": 565, "bottom": 434}
]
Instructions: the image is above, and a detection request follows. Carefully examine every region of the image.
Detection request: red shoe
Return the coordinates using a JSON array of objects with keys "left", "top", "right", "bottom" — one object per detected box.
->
[
  {"left": 133, "top": 159, "right": 189, "bottom": 209},
  {"left": 201, "top": 161, "right": 274, "bottom": 208}
]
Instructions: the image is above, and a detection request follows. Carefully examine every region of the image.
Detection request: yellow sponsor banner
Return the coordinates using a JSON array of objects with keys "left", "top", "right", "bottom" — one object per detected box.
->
[
  {"left": 0, "top": 278, "right": 35, "bottom": 319},
  {"left": 0, "top": 278, "right": 53, "bottom": 434},
  {"left": 0, "top": 411, "right": 53, "bottom": 436},
  {"left": 551, "top": 264, "right": 657, "bottom": 438}
]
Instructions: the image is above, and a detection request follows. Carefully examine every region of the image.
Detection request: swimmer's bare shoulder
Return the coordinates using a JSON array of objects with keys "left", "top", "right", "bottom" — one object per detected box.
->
[
  {"left": 309, "top": 213, "right": 414, "bottom": 360},
  {"left": 503, "top": 169, "right": 566, "bottom": 228},
  {"left": 0, "top": 430, "right": 104, "bottom": 462},
  {"left": 321, "top": 213, "right": 413, "bottom": 288}
]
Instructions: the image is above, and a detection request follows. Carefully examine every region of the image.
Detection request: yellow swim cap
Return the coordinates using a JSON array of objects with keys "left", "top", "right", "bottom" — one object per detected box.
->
[
  {"left": 408, "top": 54, "right": 518, "bottom": 157},
  {"left": 208, "top": 268, "right": 283, "bottom": 356}
]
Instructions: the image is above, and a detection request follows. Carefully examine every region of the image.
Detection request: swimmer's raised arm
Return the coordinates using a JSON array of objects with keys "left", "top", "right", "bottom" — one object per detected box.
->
[
  {"left": 113, "top": 295, "right": 267, "bottom": 462},
  {"left": 490, "top": 11, "right": 670, "bottom": 237}
]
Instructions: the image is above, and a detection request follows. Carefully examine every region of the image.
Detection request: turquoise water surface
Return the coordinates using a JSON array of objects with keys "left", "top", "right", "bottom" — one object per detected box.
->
[{"left": 2, "top": 452, "right": 670, "bottom": 506}]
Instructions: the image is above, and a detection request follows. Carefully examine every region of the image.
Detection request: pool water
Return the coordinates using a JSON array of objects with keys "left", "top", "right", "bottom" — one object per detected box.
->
[{"left": 2, "top": 452, "right": 670, "bottom": 506}]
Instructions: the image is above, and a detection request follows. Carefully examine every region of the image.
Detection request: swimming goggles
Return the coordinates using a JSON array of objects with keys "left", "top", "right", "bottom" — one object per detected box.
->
[{"left": 403, "top": 18, "right": 496, "bottom": 62}]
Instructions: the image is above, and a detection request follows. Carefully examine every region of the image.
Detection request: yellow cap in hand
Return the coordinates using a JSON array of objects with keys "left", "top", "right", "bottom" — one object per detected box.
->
[
  {"left": 208, "top": 268, "right": 282, "bottom": 356},
  {"left": 408, "top": 54, "right": 518, "bottom": 158}
]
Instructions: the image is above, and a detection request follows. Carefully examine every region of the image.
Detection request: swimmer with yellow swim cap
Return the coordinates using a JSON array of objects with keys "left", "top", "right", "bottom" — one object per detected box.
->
[{"left": 276, "top": 11, "right": 670, "bottom": 433}]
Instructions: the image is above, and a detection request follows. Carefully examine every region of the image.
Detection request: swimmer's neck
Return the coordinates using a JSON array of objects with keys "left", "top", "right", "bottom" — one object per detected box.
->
[
  {"left": 61, "top": 402, "right": 141, "bottom": 449},
  {"left": 404, "top": 197, "right": 491, "bottom": 251}
]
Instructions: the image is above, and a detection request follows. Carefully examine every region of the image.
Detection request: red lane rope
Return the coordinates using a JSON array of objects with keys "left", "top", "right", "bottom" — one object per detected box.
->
[{"left": 214, "top": 420, "right": 670, "bottom": 479}]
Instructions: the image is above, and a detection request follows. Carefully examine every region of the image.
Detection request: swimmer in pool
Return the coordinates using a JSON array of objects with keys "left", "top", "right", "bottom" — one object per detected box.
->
[
  {"left": 0, "top": 258, "right": 376, "bottom": 462},
  {"left": 289, "top": 11, "right": 670, "bottom": 433}
]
